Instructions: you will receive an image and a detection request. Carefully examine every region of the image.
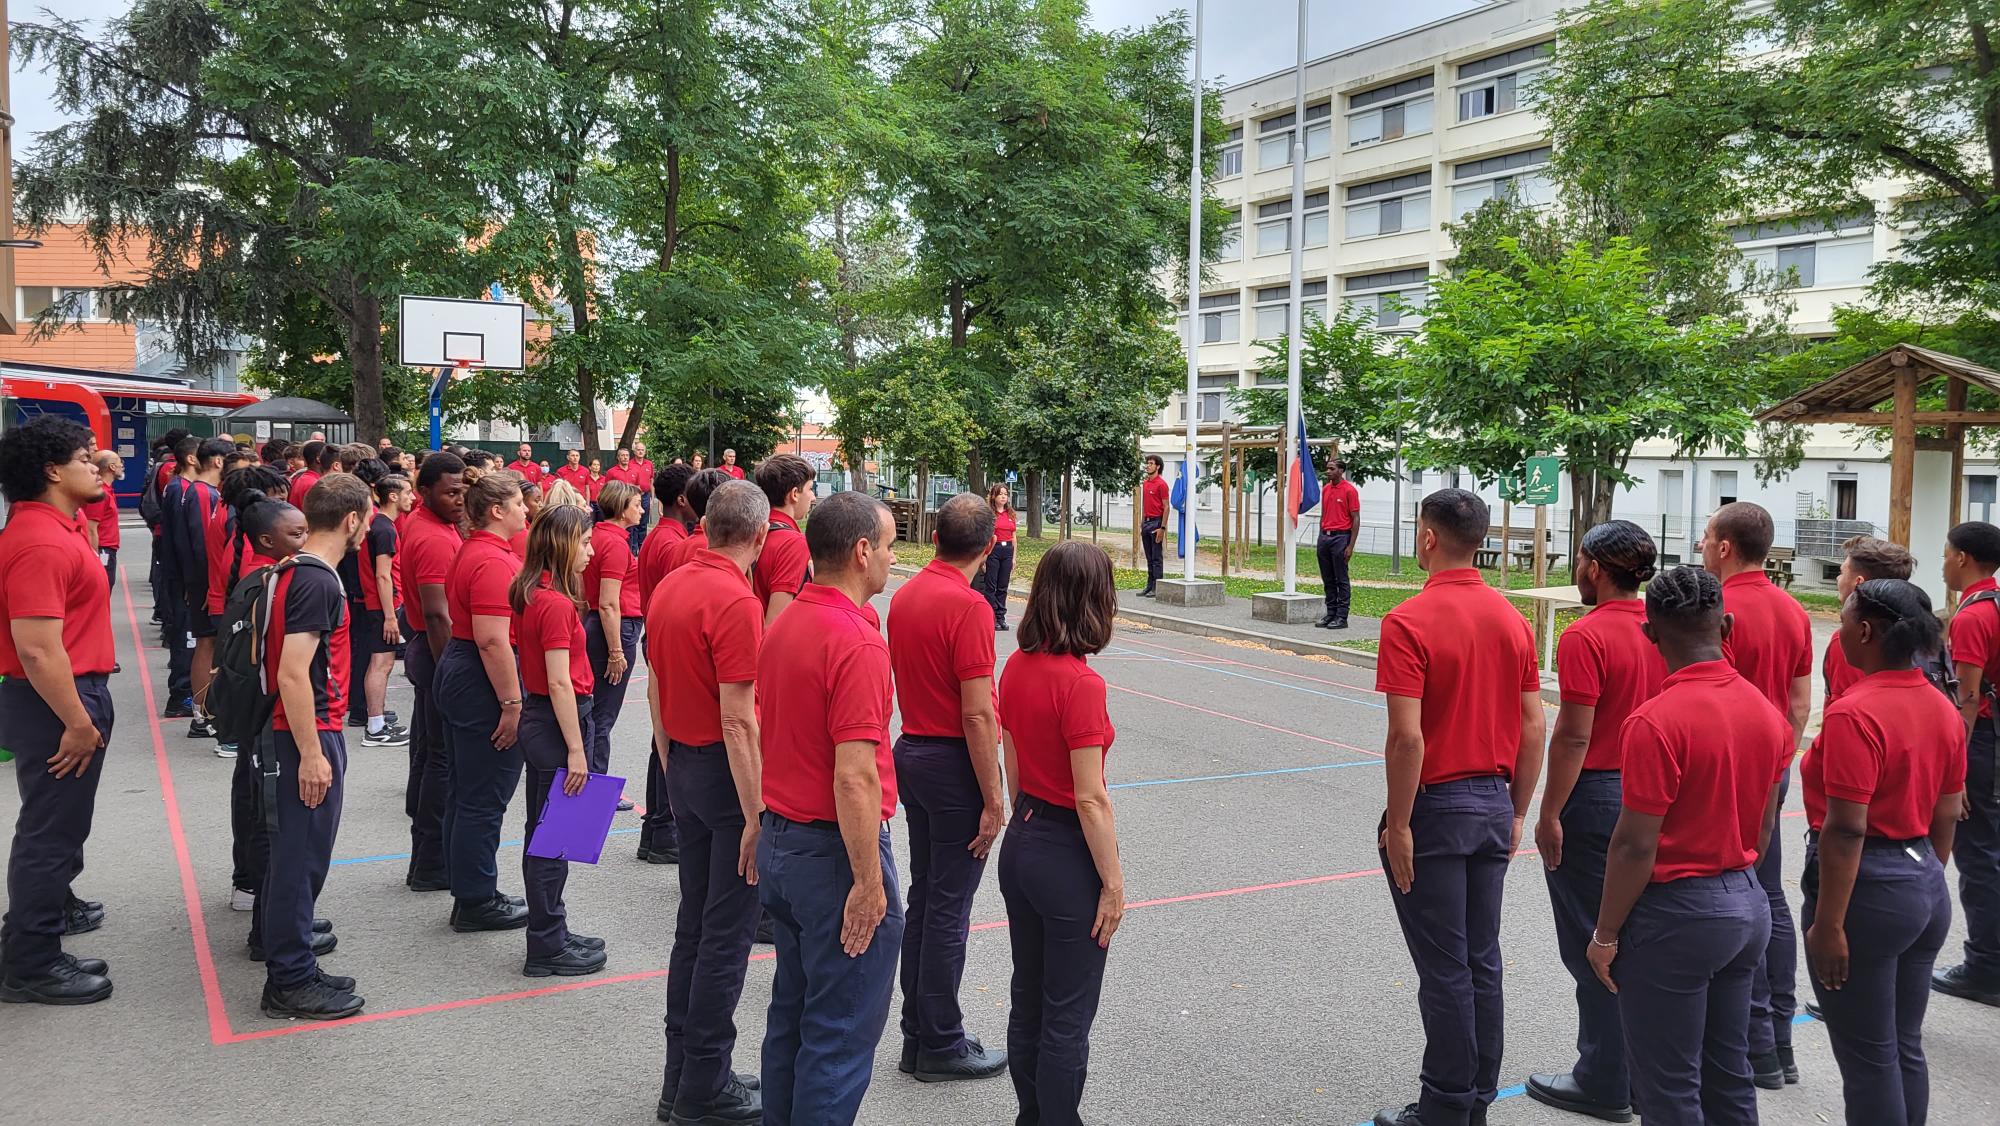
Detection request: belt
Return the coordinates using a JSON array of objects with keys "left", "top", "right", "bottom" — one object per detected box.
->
[
  {"left": 1016, "top": 793, "right": 1081, "bottom": 826},
  {"left": 763, "top": 810, "right": 840, "bottom": 833},
  {"left": 1806, "top": 830, "right": 1932, "bottom": 855}
]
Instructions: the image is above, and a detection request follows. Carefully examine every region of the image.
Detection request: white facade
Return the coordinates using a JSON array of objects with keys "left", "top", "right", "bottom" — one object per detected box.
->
[{"left": 1135, "top": 0, "right": 1989, "bottom": 577}]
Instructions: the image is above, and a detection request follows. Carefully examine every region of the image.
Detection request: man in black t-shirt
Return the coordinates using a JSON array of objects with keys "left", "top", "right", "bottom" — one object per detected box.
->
[{"left": 249, "top": 473, "right": 372, "bottom": 1021}]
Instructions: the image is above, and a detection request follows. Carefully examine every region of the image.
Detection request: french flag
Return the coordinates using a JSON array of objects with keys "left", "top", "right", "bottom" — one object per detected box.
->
[{"left": 1287, "top": 415, "right": 1320, "bottom": 532}]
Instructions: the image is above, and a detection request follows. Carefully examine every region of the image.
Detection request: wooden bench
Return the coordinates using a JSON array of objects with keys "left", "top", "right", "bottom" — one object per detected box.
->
[
  {"left": 1765, "top": 546, "right": 1796, "bottom": 589},
  {"left": 1476, "top": 523, "right": 1561, "bottom": 571}
]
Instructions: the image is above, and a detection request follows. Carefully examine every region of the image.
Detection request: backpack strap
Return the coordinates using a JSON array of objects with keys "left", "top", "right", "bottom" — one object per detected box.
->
[{"left": 1954, "top": 589, "right": 2000, "bottom": 702}]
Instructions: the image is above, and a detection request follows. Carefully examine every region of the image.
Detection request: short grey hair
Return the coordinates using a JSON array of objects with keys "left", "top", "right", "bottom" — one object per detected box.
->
[{"left": 705, "top": 478, "right": 771, "bottom": 549}]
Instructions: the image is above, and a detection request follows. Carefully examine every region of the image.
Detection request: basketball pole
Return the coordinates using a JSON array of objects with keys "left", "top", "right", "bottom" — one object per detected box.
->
[{"left": 429, "top": 359, "right": 471, "bottom": 451}]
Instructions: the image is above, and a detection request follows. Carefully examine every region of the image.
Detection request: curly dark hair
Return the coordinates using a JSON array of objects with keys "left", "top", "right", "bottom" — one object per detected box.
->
[
  {"left": 0, "top": 415, "right": 93, "bottom": 503},
  {"left": 1578, "top": 520, "right": 1658, "bottom": 593}
]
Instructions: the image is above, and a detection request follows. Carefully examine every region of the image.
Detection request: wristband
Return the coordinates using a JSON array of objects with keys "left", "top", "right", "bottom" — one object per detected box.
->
[
  {"left": 499, "top": 697, "right": 523, "bottom": 709},
  {"left": 1590, "top": 931, "right": 1618, "bottom": 949}
]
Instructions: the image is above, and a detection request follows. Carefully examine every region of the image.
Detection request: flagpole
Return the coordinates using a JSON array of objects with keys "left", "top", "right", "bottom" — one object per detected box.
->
[
  {"left": 1182, "top": 0, "right": 1204, "bottom": 585},
  {"left": 1282, "top": 0, "right": 1307, "bottom": 595}
]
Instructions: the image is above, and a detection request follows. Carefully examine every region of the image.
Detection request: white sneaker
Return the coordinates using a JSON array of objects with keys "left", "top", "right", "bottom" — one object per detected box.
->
[
  {"left": 230, "top": 887, "right": 256, "bottom": 912},
  {"left": 214, "top": 743, "right": 239, "bottom": 759}
]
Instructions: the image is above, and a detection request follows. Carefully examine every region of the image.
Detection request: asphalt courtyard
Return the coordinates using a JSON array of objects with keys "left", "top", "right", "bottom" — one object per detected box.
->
[{"left": 5, "top": 542, "right": 1998, "bottom": 1125}]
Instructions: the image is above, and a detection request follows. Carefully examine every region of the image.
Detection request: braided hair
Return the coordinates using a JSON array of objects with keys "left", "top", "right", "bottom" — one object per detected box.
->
[
  {"left": 1578, "top": 520, "right": 1659, "bottom": 593},
  {"left": 1849, "top": 579, "right": 1943, "bottom": 669},
  {"left": 1644, "top": 565, "right": 1722, "bottom": 632}
]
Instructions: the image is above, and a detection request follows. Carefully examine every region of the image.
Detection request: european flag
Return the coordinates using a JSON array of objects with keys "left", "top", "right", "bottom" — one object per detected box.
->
[
  {"left": 1171, "top": 457, "right": 1199, "bottom": 558},
  {"left": 1288, "top": 415, "right": 1320, "bottom": 531}
]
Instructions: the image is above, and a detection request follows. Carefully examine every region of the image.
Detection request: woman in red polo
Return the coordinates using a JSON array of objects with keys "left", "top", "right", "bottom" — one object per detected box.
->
[
  {"left": 996, "top": 540, "right": 1123, "bottom": 1126},
  {"left": 980, "top": 484, "right": 1017, "bottom": 631},
  {"left": 508, "top": 504, "right": 604, "bottom": 978},
  {"left": 1800, "top": 578, "right": 1963, "bottom": 1126}
]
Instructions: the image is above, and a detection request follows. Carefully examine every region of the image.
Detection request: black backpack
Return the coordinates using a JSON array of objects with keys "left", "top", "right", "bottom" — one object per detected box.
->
[
  {"left": 139, "top": 458, "right": 168, "bottom": 529},
  {"left": 202, "top": 554, "right": 344, "bottom": 745}
]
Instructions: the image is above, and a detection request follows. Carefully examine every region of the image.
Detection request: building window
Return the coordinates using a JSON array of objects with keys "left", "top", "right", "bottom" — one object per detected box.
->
[
  {"left": 1180, "top": 292, "right": 1241, "bottom": 345},
  {"left": 1710, "top": 469, "right": 1739, "bottom": 510},
  {"left": 1450, "top": 146, "right": 1554, "bottom": 219},
  {"left": 1254, "top": 191, "right": 1330, "bottom": 256},
  {"left": 17, "top": 286, "right": 101, "bottom": 323},
  {"left": 1969, "top": 475, "right": 1996, "bottom": 523},
  {"left": 1830, "top": 476, "right": 1858, "bottom": 521},
  {"left": 1253, "top": 280, "right": 1329, "bottom": 341},
  {"left": 1214, "top": 213, "right": 1242, "bottom": 263},
  {"left": 1345, "top": 170, "right": 1432, "bottom": 240},
  {"left": 1347, "top": 74, "right": 1435, "bottom": 148},
  {"left": 1342, "top": 267, "right": 1429, "bottom": 330},
  {"left": 1455, "top": 41, "right": 1553, "bottom": 121},
  {"left": 1218, "top": 126, "right": 1244, "bottom": 178},
  {"left": 1728, "top": 212, "right": 1876, "bottom": 290},
  {"left": 1257, "top": 103, "right": 1334, "bottom": 170}
]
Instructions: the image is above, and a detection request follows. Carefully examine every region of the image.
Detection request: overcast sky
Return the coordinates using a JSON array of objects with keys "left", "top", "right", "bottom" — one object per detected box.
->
[{"left": 8, "top": 0, "right": 1484, "bottom": 147}]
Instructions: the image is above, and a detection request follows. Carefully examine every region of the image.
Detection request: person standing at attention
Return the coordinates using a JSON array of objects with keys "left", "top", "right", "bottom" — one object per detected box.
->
[
  {"left": 398, "top": 452, "right": 467, "bottom": 894},
  {"left": 356, "top": 473, "right": 411, "bottom": 748},
  {"left": 1587, "top": 566, "right": 1791, "bottom": 1126},
  {"left": 555, "top": 449, "right": 591, "bottom": 496},
  {"left": 0, "top": 416, "right": 117, "bottom": 1006},
  {"left": 1822, "top": 537, "right": 1916, "bottom": 708},
  {"left": 1371, "top": 488, "right": 1544, "bottom": 1126},
  {"left": 980, "top": 485, "right": 1017, "bottom": 631},
  {"left": 253, "top": 472, "right": 374, "bottom": 1020},
  {"left": 632, "top": 461, "right": 697, "bottom": 866},
  {"left": 719, "top": 448, "right": 745, "bottom": 480},
  {"left": 757, "top": 490, "right": 906, "bottom": 1123},
  {"left": 1527, "top": 520, "right": 1664, "bottom": 1124},
  {"left": 1700, "top": 500, "right": 1812, "bottom": 1087},
  {"left": 996, "top": 540, "right": 1124, "bottom": 1126},
  {"left": 179, "top": 437, "right": 232, "bottom": 744},
  {"left": 645, "top": 479, "right": 771, "bottom": 1126},
  {"left": 1934, "top": 520, "right": 2000, "bottom": 1007},
  {"left": 287, "top": 440, "right": 326, "bottom": 509},
  {"left": 631, "top": 441, "right": 657, "bottom": 547},
  {"left": 1801, "top": 578, "right": 1962, "bottom": 1126},
  {"left": 80, "top": 450, "right": 123, "bottom": 595},
  {"left": 887, "top": 493, "right": 1007, "bottom": 1083},
  {"left": 753, "top": 454, "right": 816, "bottom": 625},
  {"left": 583, "top": 481, "right": 644, "bottom": 787},
  {"left": 1314, "top": 459, "right": 1362, "bottom": 630},
  {"left": 507, "top": 443, "right": 544, "bottom": 487},
  {"left": 1137, "top": 454, "right": 1168, "bottom": 598}
]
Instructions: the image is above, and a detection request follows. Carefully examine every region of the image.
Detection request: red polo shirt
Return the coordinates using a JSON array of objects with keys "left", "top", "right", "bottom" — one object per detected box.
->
[
  {"left": 993, "top": 508, "right": 1016, "bottom": 543},
  {"left": 399, "top": 505, "right": 464, "bottom": 634},
  {"left": 1803, "top": 668, "right": 1966, "bottom": 839},
  {"left": 358, "top": 512, "right": 400, "bottom": 612},
  {"left": 632, "top": 458, "right": 656, "bottom": 493},
  {"left": 584, "top": 520, "right": 641, "bottom": 617},
  {"left": 606, "top": 463, "right": 642, "bottom": 488},
  {"left": 1620, "top": 660, "right": 1792, "bottom": 882},
  {"left": 665, "top": 525, "right": 709, "bottom": 577},
  {"left": 506, "top": 459, "right": 545, "bottom": 485},
  {"left": 1141, "top": 475, "right": 1169, "bottom": 520},
  {"left": 997, "top": 649, "right": 1113, "bottom": 809},
  {"left": 888, "top": 560, "right": 996, "bottom": 738},
  {"left": 1720, "top": 570, "right": 1812, "bottom": 722},
  {"left": 0, "top": 500, "right": 116, "bottom": 677},
  {"left": 517, "top": 577, "right": 593, "bottom": 698},
  {"left": 1950, "top": 576, "right": 2000, "bottom": 719},
  {"left": 585, "top": 474, "right": 605, "bottom": 502},
  {"left": 638, "top": 520, "right": 690, "bottom": 606},
  {"left": 446, "top": 529, "right": 521, "bottom": 642},
  {"left": 1822, "top": 637, "right": 1863, "bottom": 706},
  {"left": 80, "top": 493, "right": 121, "bottom": 550},
  {"left": 753, "top": 510, "right": 812, "bottom": 611},
  {"left": 265, "top": 557, "right": 350, "bottom": 733},
  {"left": 1554, "top": 599, "right": 1666, "bottom": 771},
  {"left": 203, "top": 502, "right": 235, "bottom": 614},
  {"left": 1319, "top": 478, "right": 1361, "bottom": 533},
  {"left": 287, "top": 469, "right": 321, "bottom": 510},
  {"left": 555, "top": 464, "right": 591, "bottom": 493},
  {"left": 1375, "top": 568, "right": 1540, "bottom": 784},
  {"left": 720, "top": 464, "right": 746, "bottom": 480},
  {"left": 645, "top": 548, "right": 762, "bottom": 746},
  {"left": 760, "top": 584, "right": 897, "bottom": 823}
]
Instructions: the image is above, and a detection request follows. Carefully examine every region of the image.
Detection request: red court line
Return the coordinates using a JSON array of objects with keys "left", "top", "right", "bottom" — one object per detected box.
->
[
  {"left": 119, "top": 568, "right": 237, "bottom": 1047},
  {"left": 1107, "top": 683, "right": 1382, "bottom": 758}
]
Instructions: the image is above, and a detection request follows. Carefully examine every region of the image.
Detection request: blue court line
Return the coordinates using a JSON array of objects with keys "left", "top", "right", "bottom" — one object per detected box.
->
[
  {"left": 330, "top": 826, "right": 643, "bottom": 868},
  {"left": 1104, "top": 645, "right": 1388, "bottom": 712}
]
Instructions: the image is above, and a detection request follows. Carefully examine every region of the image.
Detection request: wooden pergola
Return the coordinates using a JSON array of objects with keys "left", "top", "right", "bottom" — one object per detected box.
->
[
  {"left": 1136, "top": 422, "right": 1339, "bottom": 578},
  {"left": 1756, "top": 343, "right": 2000, "bottom": 545}
]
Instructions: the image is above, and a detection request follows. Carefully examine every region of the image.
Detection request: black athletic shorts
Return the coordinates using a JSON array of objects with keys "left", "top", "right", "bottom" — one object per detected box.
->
[{"left": 354, "top": 607, "right": 398, "bottom": 658}]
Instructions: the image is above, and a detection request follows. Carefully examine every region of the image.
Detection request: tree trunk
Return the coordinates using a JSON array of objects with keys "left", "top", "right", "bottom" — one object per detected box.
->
[
  {"left": 915, "top": 459, "right": 931, "bottom": 545},
  {"left": 618, "top": 385, "right": 649, "bottom": 451},
  {"left": 967, "top": 448, "right": 986, "bottom": 497},
  {"left": 1567, "top": 465, "right": 1620, "bottom": 554},
  {"left": 349, "top": 292, "right": 387, "bottom": 444},
  {"left": 1025, "top": 468, "right": 1043, "bottom": 541},
  {"left": 1061, "top": 467, "right": 1073, "bottom": 540},
  {"left": 560, "top": 221, "right": 600, "bottom": 456}
]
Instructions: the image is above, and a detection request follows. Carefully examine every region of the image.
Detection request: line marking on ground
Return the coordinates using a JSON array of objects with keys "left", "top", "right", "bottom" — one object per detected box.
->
[
  {"left": 1106, "top": 682, "right": 1382, "bottom": 757},
  {"left": 1110, "top": 633, "right": 1387, "bottom": 707}
]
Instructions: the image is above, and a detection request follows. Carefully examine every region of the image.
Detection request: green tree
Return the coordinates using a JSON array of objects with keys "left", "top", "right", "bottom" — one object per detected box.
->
[
  {"left": 15, "top": 0, "right": 491, "bottom": 441},
  {"left": 853, "top": 339, "right": 980, "bottom": 540},
  {"left": 1403, "top": 236, "right": 1753, "bottom": 542},
  {"left": 1232, "top": 303, "right": 1413, "bottom": 488},
  {"left": 1546, "top": 0, "right": 2000, "bottom": 310}
]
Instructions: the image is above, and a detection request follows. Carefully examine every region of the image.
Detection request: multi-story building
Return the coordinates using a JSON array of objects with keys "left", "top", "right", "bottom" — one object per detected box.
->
[{"left": 1115, "top": 0, "right": 1986, "bottom": 588}]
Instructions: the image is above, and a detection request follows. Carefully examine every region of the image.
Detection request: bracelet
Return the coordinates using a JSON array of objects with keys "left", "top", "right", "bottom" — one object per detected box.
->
[
  {"left": 1590, "top": 931, "right": 1619, "bottom": 949},
  {"left": 499, "top": 697, "right": 523, "bottom": 709}
]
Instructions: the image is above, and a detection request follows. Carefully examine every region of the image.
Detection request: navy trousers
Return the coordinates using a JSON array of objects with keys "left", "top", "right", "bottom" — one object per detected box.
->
[
  {"left": 661, "top": 740, "right": 762, "bottom": 1106},
  {"left": 641, "top": 749, "right": 677, "bottom": 852},
  {"left": 250, "top": 729, "right": 347, "bottom": 988},
  {"left": 1316, "top": 530, "right": 1353, "bottom": 620},
  {"left": 1140, "top": 518, "right": 1163, "bottom": 588},
  {"left": 230, "top": 743, "right": 269, "bottom": 894},
  {"left": 161, "top": 571, "right": 193, "bottom": 704},
  {"left": 436, "top": 638, "right": 523, "bottom": 903},
  {"left": 981, "top": 542, "right": 1015, "bottom": 626},
  {"left": 1749, "top": 770, "right": 1799, "bottom": 1058},
  {"left": 1543, "top": 770, "right": 1627, "bottom": 1105},
  {"left": 519, "top": 694, "right": 594, "bottom": 960},
  {"left": 895, "top": 735, "right": 990, "bottom": 1055},
  {"left": 998, "top": 796, "right": 1109, "bottom": 1126},
  {"left": 1616, "top": 868, "right": 1769, "bottom": 1126},
  {"left": 1956, "top": 720, "right": 2000, "bottom": 980},
  {"left": 1803, "top": 837, "right": 1952, "bottom": 1126},
  {"left": 402, "top": 634, "right": 450, "bottom": 881},
  {"left": 1382, "top": 776, "right": 1512, "bottom": 1126},
  {"left": 0, "top": 676, "right": 113, "bottom": 979},
  {"left": 759, "top": 815, "right": 904, "bottom": 1125},
  {"left": 582, "top": 612, "right": 641, "bottom": 775}
]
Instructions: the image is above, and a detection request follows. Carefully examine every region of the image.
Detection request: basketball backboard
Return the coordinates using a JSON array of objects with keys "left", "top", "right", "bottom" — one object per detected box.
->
[{"left": 398, "top": 294, "right": 528, "bottom": 370}]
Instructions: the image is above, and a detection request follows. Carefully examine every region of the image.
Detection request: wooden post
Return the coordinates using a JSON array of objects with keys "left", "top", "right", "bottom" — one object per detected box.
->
[
  {"left": 1220, "top": 425, "right": 1233, "bottom": 580},
  {"left": 1500, "top": 498, "right": 1512, "bottom": 590},
  {"left": 1889, "top": 361, "right": 1919, "bottom": 546},
  {"left": 1132, "top": 477, "right": 1143, "bottom": 570},
  {"left": 1532, "top": 501, "right": 1550, "bottom": 650},
  {"left": 1949, "top": 376, "right": 1968, "bottom": 611}
]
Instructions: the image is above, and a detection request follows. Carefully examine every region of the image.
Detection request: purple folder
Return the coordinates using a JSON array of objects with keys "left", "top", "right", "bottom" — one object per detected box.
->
[{"left": 526, "top": 770, "right": 626, "bottom": 864}]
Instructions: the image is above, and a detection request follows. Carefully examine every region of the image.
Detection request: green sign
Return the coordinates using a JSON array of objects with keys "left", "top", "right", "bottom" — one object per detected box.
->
[
  {"left": 1498, "top": 474, "right": 1524, "bottom": 504},
  {"left": 1522, "top": 456, "right": 1560, "bottom": 506}
]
